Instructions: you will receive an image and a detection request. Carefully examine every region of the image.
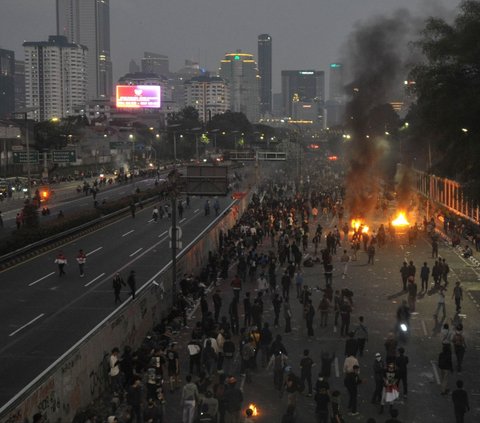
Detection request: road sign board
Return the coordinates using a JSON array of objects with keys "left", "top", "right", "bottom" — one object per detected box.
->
[
  {"left": 52, "top": 150, "right": 76, "bottom": 163},
  {"left": 12, "top": 151, "right": 39, "bottom": 164},
  {"left": 168, "top": 226, "right": 182, "bottom": 240},
  {"left": 109, "top": 141, "right": 129, "bottom": 149}
]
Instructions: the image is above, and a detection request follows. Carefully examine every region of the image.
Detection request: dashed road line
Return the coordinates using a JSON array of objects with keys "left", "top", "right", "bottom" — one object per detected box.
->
[
  {"left": 28, "top": 272, "right": 55, "bottom": 287},
  {"left": 158, "top": 231, "right": 168, "bottom": 238},
  {"left": 421, "top": 320, "right": 428, "bottom": 336},
  {"left": 334, "top": 357, "right": 340, "bottom": 378},
  {"left": 86, "top": 247, "right": 103, "bottom": 256},
  {"left": 9, "top": 313, "right": 45, "bottom": 337},
  {"left": 129, "top": 248, "right": 143, "bottom": 257},
  {"left": 431, "top": 361, "right": 440, "bottom": 384},
  {"left": 122, "top": 230, "right": 134, "bottom": 237},
  {"left": 84, "top": 273, "right": 106, "bottom": 287}
]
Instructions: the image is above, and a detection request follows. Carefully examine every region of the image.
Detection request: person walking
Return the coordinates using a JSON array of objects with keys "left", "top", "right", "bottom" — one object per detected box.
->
[
  {"left": 318, "top": 295, "right": 330, "bottom": 328},
  {"left": 213, "top": 289, "right": 222, "bottom": 322},
  {"left": 224, "top": 377, "right": 243, "bottom": 423},
  {"left": 371, "top": 353, "right": 385, "bottom": 404},
  {"left": 452, "top": 380, "right": 470, "bottom": 423},
  {"left": 407, "top": 276, "right": 418, "bottom": 312},
  {"left": 76, "top": 249, "right": 86, "bottom": 277},
  {"left": 181, "top": 374, "right": 199, "bottom": 423},
  {"left": 55, "top": 251, "right": 67, "bottom": 276},
  {"left": 432, "top": 237, "right": 439, "bottom": 258},
  {"left": 344, "top": 332, "right": 358, "bottom": 357},
  {"left": 395, "top": 347, "right": 409, "bottom": 398},
  {"left": 340, "top": 249, "right": 350, "bottom": 278},
  {"left": 300, "top": 349, "right": 314, "bottom": 397},
  {"left": 438, "top": 343, "right": 453, "bottom": 395},
  {"left": 367, "top": 244, "right": 375, "bottom": 264},
  {"left": 339, "top": 299, "right": 352, "bottom": 337},
  {"left": 127, "top": 376, "right": 143, "bottom": 423},
  {"left": 452, "top": 325, "right": 467, "bottom": 372},
  {"left": 127, "top": 270, "right": 137, "bottom": 299},
  {"left": 442, "top": 258, "right": 450, "bottom": 286},
  {"left": 304, "top": 299, "right": 315, "bottom": 338},
  {"left": 284, "top": 299, "right": 292, "bottom": 333},
  {"left": 420, "top": 262, "right": 430, "bottom": 291},
  {"left": 434, "top": 287, "right": 447, "bottom": 320},
  {"left": 273, "top": 293, "right": 282, "bottom": 328},
  {"left": 112, "top": 273, "right": 126, "bottom": 304},
  {"left": 243, "top": 292, "right": 252, "bottom": 327},
  {"left": 344, "top": 364, "right": 362, "bottom": 416},
  {"left": 229, "top": 298, "right": 239, "bottom": 336},
  {"left": 452, "top": 282, "right": 463, "bottom": 312},
  {"left": 400, "top": 262, "right": 409, "bottom": 291},
  {"left": 380, "top": 362, "right": 399, "bottom": 414},
  {"left": 353, "top": 316, "right": 368, "bottom": 357}
]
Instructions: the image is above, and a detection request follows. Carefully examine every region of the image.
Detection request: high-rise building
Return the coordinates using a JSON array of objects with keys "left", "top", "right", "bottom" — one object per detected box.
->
[
  {"left": 326, "top": 63, "right": 345, "bottom": 127},
  {"left": 0, "top": 49, "right": 15, "bottom": 117},
  {"left": 14, "top": 60, "right": 25, "bottom": 112},
  {"left": 142, "top": 52, "right": 169, "bottom": 77},
  {"left": 328, "top": 63, "right": 344, "bottom": 101},
  {"left": 281, "top": 70, "right": 325, "bottom": 118},
  {"left": 23, "top": 35, "right": 87, "bottom": 121},
  {"left": 258, "top": 34, "right": 272, "bottom": 116},
  {"left": 184, "top": 76, "right": 230, "bottom": 122},
  {"left": 219, "top": 51, "right": 260, "bottom": 122},
  {"left": 56, "top": 0, "right": 112, "bottom": 99}
]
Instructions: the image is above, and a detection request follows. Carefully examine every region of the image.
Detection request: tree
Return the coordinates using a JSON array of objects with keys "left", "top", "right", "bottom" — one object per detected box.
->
[{"left": 406, "top": 0, "right": 480, "bottom": 198}]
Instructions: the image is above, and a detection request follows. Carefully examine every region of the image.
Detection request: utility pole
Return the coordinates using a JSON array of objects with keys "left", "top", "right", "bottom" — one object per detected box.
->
[{"left": 168, "top": 167, "right": 181, "bottom": 306}]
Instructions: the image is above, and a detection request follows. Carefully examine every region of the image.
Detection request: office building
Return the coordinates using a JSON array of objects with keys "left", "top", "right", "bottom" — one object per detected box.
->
[
  {"left": 328, "top": 63, "right": 344, "bottom": 101},
  {"left": 258, "top": 34, "right": 272, "bottom": 116},
  {"left": 56, "top": 0, "right": 112, "bottom": 99},
  {"left": 219, "top": 51, "right": 260, "bottom": 122},
  {"left": 0, "top": 49, "right": 15, "bottom": 117},
  {"left": 184, "top": 76, "right": 230, "bottom": 122},
  {"left": 14, "top": 60, "right": 25, "bottom": 112},
  {"left": 281, "top": 70, "right": 325, "bottom": 118},
  {"left": 141, "top": 52, "right": 169, "bottom": 77},
  {"left": 23, "top": 35, "right": 87, "bottom": 121},
  {"left": 129, "top": 59, "right": 140, "bottom": 74}
]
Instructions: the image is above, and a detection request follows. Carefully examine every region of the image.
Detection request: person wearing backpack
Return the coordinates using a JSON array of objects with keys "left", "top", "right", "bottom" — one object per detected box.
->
[
  {"left": 353, "top": 316, "right": 368, "bottom": 356},
  {"left": 452, "top": 325, "right": 467, "bottom": 372},
  {"left": 240, "top": 338, "right": 255, "bottom": 383}
]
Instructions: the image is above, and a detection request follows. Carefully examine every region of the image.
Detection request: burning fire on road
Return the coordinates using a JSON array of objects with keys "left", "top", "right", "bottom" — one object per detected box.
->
[
  {"left": 351, "top": 219, "right": 369, "bottom": 233},
  {"left": 391, "top": 211, "right": 409, "bottom": 227}
]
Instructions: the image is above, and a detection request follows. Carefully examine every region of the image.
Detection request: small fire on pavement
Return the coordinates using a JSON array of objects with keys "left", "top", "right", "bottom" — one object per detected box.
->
[
  {"left": 391, "top": 211, "right": 409, "bottom": 227},
  {"left": 247, "top": 404, "right": 259, "bottom": 416},
  {"left": 351, "top": 218, "right": 369, "bottom": 233}
]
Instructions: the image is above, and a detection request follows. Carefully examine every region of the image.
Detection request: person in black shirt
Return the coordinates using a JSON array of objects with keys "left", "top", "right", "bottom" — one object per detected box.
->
[
  {"left": 300, "top": 349, "right": 314, "bottom": 396},
  {"left": 243, "top": 292, "right": 252, "bottom": 326},
  {"left": 452, "top": 380, "right": 470, "bottom": 423},
  {"left": 395, "top": 347, "right": 409, "bottom": 398}
]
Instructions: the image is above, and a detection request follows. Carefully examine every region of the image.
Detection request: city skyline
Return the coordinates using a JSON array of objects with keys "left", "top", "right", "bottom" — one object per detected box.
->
[{"left": 0, "top": 0, "right": 460, "bottom": 94}]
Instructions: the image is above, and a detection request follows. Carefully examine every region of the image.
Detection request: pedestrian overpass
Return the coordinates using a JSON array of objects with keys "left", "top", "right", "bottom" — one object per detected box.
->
[{"left": 228, "top": 151, "right": 287, "bottom": 161}]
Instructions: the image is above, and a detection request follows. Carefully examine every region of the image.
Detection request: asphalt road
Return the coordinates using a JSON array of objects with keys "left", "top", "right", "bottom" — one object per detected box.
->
[
  {"left": 156, "top": 207, "right": 480, "bottom": 423},
  {"left": 0, "top": 193, "right": 233, "bottom": 407}
]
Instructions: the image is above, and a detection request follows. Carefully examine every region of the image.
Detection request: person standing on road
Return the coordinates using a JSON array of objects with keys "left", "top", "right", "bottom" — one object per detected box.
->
[
  {"left": 112, "top": 273, "right": 126, "bottom": 304},
  {"left": 304, "top": 299, "right": 315, "bottom": 338},
  {"left": 367, "top": 244, "right": 375, "bottom": 264},
  {"left": 420, "top": 262, "right": 430, "bottom": 292},
  {"left": 371, "top": 353, "right": 385, "bottom": 404},
  {"left": 400, "top": 262, "right": 409, "bottom": 291},
  {"left": 76, "top": 249, "right": 86, "bottom": 277},
  {"left": 452, "top": 325, "right": 467, "bottom": 372},
  {"left": 127, "top": 270, "right": 137, "bottom": 299},
  {"left": 407, "top": 276, "right": 418, "bottom": 312},
  {"left": 395, "top": 347, "right": 409, "bottom": 398},
  {"left": 181, "top": 374, "right": 199, "bottom": 423},
  {"left": 452, "top": 380, "right": 470, "bottom": 423},
  {"left": 224, "top": 377, "right": 243, "bottom": 423},
  {"left": 300, "top": 349, "right": 314, "bottom": 397},
  {"left": 432, "top": 237, "right": 439, "bottom": 258},
  {"left": 130, "top": 202, "right": 136, "bottom": 218},
  {"left": 353, "top": 316, "right": 368, "bottom": 357},
  {"left": 452, "top": 282, "right": 463, "bottom": 312},
  {"left": 273, "top": 293, "right": 282, "bottom": 328},
  {"left": 212, "top": 289, "right": 222, "bottom": 322},
  {"left": 284, "top": 298, "right": 292, "bottom": 333},
  {"left": 344, "top": 364, "right": 362, "bottom": 416},
  {"left": 55, "top": 251, "right": 67, "bottom": 276},
  {"left": 434, "top": 287, "right": 447, "bottom": 320},
  {"left": 438, "top": 343, "right": 453, "bottom": 395},
  {"left": 339, "top": 300, "right": 352, "bottom": 337},
  {"left": 229, "top": 298, "right": 239, "bottom": 336},
  {"left": 340, "top": 249, "right": 350, "bottom": 278}
]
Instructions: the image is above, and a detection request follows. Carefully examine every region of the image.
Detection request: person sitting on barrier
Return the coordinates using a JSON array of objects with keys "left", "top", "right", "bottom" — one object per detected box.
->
[{"left": 462, "top": 245, "right": 473, "bottom": 258}]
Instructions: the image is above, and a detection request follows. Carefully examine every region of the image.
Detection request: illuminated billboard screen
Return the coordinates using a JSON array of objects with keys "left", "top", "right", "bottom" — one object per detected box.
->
[{"left": 116, "top": 85, "right": 161, "bottom": 108}]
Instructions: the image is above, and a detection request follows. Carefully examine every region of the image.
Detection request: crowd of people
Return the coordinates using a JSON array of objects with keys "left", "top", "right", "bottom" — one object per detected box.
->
[{"left": 79, "top": 163, "right": 473, "bottom": 423}]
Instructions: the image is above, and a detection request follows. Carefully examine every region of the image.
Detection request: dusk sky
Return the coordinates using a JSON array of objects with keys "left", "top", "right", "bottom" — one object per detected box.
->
[{"left": 0, "top": 0, "right": 461, "bottom": 92}]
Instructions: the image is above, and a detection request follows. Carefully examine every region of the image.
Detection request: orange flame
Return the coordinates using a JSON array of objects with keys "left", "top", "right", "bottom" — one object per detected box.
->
[
  {"left": 351, "top": 219, "right": 369, "bottom": 233},
  {"left": 392, "top": 212, "right": 409, "bottom": 227},
  {"left": 247, "top": 404, "right": 259, "bottom": 416}
]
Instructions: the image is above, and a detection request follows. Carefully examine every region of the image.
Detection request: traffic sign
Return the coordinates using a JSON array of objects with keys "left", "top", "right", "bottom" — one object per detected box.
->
[
  {"left": 52, "top": 150, "right": 76, "bottom": 163},
  {"left": 109, "top": 141, "right": 129, "bottom": 149},
  {"left": 12, "top": 151, "right": 39, "bottom": 164},
  {"left": 168, "top": 226, "right": 182, "bottom": 240}
]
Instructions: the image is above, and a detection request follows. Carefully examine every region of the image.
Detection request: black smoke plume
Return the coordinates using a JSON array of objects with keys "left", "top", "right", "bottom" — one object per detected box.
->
[{"left": 343, "top": 9, "right": 421, "bottom": 217}]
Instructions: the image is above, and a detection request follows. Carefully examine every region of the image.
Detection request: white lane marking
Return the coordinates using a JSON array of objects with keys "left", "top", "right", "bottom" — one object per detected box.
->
[
  {"left": 129, "top": 248, "right": 143, "bottom": 257},
  {"left": 9, "top": 313, "right": 45, "bottom": 337},
  {"left": 422, "top": 320, "right": 427, "bottom": 336},
  {"left": 194, "top": 209, "right": 199, "bottom": 213},
  {"left": 84, "top": 272, "right": 106, "bottom": 287},
  {"left": 180, "top": 218, "right": 186, "bottom": 223},
  {"left": 148, "top": 218, "right": 154, "bottom": 223},
  {"left": 239, "top": 374, "right": 246, "bottom": 392},
  {"left": 158, "top": 230, "right": 168, "bottom": 238},
  {"left": 334, "top": 357, "right": 340, "bottom": 377},
  {"left": 122, "top": 230, "right": 134, "bottom": 237},
  {"left": 28, "top": 272, "right": 55, "bottom": 287},
  {"left": 431, "top": 361, "right": 440, "bottom": 384},
  {"left": 86, "top": 247, "right": 103, "bottom": 256}
]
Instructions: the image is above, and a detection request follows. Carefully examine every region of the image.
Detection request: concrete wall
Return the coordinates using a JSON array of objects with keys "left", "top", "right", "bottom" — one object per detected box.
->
[{"left": 0, "top": 195, "right": 250, "bottom": 423}]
